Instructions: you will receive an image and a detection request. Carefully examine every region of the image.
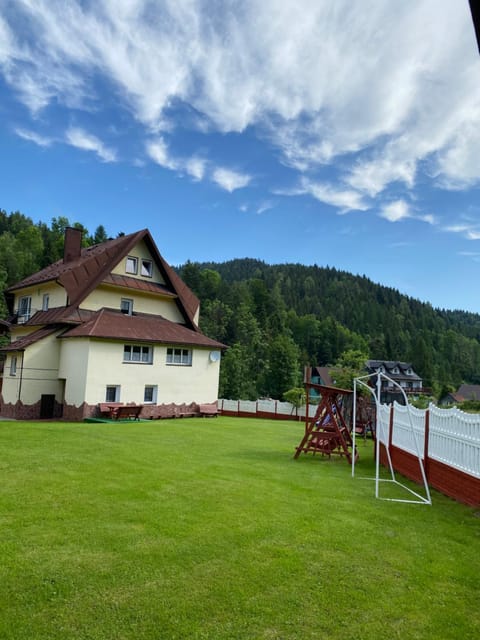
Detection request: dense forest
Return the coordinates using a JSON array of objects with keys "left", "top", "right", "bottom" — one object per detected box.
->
[{"left": 1, "top": 208, "right": 480, "bottom": 401}]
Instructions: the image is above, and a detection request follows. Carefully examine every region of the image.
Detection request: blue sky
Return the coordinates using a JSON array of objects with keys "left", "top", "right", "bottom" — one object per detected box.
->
[{"left": 1, "top": 1, "right": 480, "bottom": 313}]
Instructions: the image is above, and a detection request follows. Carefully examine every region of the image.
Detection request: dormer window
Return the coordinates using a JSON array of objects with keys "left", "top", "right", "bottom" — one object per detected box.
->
[
  {"left": 126, "top": 256, "right": 138, "bottom": 274},
  {"left": 393, "top": 367, "right": 399, "bottom": 374},
  {"left": 141, "top": 259, "right": 153, "bottom": 277},
  {"left": 121, "top": 298, "right": 133, "bottom": 315},
  {"left": 407, "top": 368, "right": 413, "bottom": 375}
]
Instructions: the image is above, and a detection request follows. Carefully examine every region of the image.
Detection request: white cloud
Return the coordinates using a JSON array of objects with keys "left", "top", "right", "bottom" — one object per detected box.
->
[
  {"left": 185, "top": 156, "right": 207, "bottom": 181},
  {"left": 300, "top": 179, "right": 368, "bottom": 213},
  {"left": 380, "top": 200, "right": 410, "bottom": 223},
  {"left": 65, "top": 127, "right": 117, "bottom": 162},
  {"left": 0, "top": 0, "right": 479, "bottom": 209},
  {"left": 146, "top": 138, "right": 178, "bottom": 171},
  {"left": 444, "top": 223, "right": 480, "bottom": 240},
  {"left": 256, "top": 200, "right": 274, "bottom": 214},
  {"left": 212, "top": 167, "right": 251, "bottom": 192},
  {"left": 15, "top": 127, "right": 53, "bottom": 147}
]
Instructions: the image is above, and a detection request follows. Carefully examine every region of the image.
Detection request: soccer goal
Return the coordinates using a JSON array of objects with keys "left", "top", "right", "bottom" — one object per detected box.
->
[{"left": 352, "top": 372, "right": 431, "bottom": 505}]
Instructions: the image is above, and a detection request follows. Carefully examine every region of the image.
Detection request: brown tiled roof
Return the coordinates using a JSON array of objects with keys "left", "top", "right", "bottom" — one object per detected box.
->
[
  {"left": 0, "top": 326, "right": 62, "bottom": 352},
  {"left": 60, "top": 308, "right": 225, "bottom": 349},
  {"left": 26, "top": 307, "right": 95, "bottom": 326},
  {"left": 7, "top": 229, "right": 200, "bottom": 329},
  {"left": 455, "top": 384, "right": 480, "bottom": 402},
  {"left": 101, "top": 273, "right": 176, "bottom": 297}
]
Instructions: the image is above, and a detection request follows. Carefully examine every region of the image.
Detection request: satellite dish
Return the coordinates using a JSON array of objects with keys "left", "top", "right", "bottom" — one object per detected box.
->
[{"left": 209, "top": 350, "right": 220, "bottom": 362}]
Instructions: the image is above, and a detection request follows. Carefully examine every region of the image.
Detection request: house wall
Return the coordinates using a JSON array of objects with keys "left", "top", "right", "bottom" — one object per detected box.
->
[
  {"left": 12, "top": 283, "right": 68, "bottom": 316},
  {"left": 59, "top": 338, "right": 221, "bottom": 408},
  {"left": 111, "top": 240, "right": 166, "bottom": 284},
  {"left": 1, "top": 332, "right": 64, "bottom": 416},
  {"left": 58, "top": 338, "right": 89, "bottom": 406},
  {"left": 82, "top": 285, "right": 184, "bottom": 323},
  {"left": 1, "top": 352, "right": 22, "bottom": 406}
]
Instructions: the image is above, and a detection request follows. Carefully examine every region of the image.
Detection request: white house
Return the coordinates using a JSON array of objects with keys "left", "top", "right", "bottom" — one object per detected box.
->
[{"left": 0, "top": 228, "right": 224, "bottom": 420}]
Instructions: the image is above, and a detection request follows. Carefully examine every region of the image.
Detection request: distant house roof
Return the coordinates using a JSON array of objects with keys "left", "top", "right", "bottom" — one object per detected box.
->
[
  {"left": 451, "top": 384, "right": 480, "bottom": 402},
  {"left": 59, "top": 308, "right": 225, "bottom": 349},
  {"left": 311, "top": 366, "right": 334, "bottom": 387},
  {"left": 366, "top": 359, "right": 422, "bottom": 381},
  {"left": 6, "top": 229, "right": 200, "bottom": 330}
]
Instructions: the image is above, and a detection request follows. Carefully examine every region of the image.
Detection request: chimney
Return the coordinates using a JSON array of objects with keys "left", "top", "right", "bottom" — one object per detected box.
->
[{"left": 63, "top": 227, "right": 83, "bottom": 263}]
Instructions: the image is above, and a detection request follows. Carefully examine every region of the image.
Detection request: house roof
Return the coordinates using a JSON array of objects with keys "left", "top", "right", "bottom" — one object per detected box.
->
[
  {"left": 366, "top": 359, "right": 421, "bottom": 381},
  {"left": 0, "top": 326, "right": 62, "bottom": 352},
  {"left": 453, "top": 384, "right": 480, "bottom": 402},
  {"left": 311, "top": 366, "right": 334, "bottom": 386},
  {"left": 60, "top": 308, "right": 225, "bottom": 349},
  {"left": 7, "top": 229, "right": 200, "bottom": 329}
]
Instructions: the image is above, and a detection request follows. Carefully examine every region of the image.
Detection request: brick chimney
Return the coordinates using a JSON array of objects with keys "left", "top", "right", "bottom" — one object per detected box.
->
[{"left": 63, "top": 227, "right": 83, "bottom": 263}]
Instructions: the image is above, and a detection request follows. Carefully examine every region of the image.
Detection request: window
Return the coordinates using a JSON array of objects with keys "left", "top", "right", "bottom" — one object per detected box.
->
[
  {"left": 393, "top": 367, "right": 399, "bottom": 374},
  {"left": 166, "top": 347, "right": 192, "bottom": 366},
  {"left": 126, "top": 256, "right": 138, "bottom": 274},
  {"left": 121, "top": 298, "right": 133, "bottom": 315},
  {"left": 105, "top": 385, "right": 120, "bottom": 402},
  {"left": 10, "top": 356, "right": 17, "bottom": 376},
  {"left": 42, "top": 294, "right": 49, "bottom": 311},
  {"left": 144, "top": 385, "right": 158, "bottom": 403},
  {"left": 141, "top": 259, "right": 153, "bottom": 277},
  {"left": 18, "top": 296, "right": 32, "bottom": 322},
  {"left": 123, "top": 344, "right": 153, "bottom": 363}
]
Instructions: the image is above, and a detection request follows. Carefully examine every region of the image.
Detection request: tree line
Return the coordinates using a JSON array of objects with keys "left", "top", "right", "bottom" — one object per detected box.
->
[
  {"left": 1, "top": 208, "right": 480, "bottom": 400},
  {"left": 177, "top": 259, "right": 480, "bottom": 400}
]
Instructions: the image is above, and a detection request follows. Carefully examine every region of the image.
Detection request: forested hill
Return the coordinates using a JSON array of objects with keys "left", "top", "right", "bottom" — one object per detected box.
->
[
  {"left": 1, "top": 208, "right": 479, "bottom": 400},
  {"left": 177, "top": 258, "right": 480, "bottom": 398}
]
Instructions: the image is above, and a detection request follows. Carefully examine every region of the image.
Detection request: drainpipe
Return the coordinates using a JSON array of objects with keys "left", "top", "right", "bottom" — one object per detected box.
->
[{"left": 17, "top": 351, "right": 25, "bottom": 404}]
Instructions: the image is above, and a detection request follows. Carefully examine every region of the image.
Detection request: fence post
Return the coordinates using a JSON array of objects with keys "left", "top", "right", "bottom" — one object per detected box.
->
[
  {"left": 423, "top": 408, "right": 430, "bottom": 482},
  {"left": 388, "top": 404, "right": 394, "bottom": 449}
]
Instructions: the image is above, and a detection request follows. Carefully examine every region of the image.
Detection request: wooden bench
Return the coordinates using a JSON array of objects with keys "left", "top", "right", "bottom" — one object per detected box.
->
[
  {"left": 98, "top": 402, "right": 124, "bottom": 418},
  {"left": 199, "top": 403, "right": 219, "bottom": 417},
  {"left": 114, "top": 405, "right": 143, "bottom": 421}
]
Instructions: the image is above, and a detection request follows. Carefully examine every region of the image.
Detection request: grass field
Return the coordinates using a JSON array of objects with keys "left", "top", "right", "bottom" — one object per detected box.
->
[{"left": 1, "top": 417, "right": 479, "bottom": 640}]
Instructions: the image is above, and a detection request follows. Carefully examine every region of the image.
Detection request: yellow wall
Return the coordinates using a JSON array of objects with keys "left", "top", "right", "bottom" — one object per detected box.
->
[
  {"left": 111, "top": 239, "right": 166, "bottom": 284},
  {"left": 82, "top": 285, "right": 184, "bottom": 323},
  {"left": 2, "top": 332, "right": 64, "bottom": 405},
  {"left": 58, "top": 338, "right": 89, "bottom": 406},
  {"left": 61, "top": 338, "right": 221, "bottom": 406},
  {"left": 13, "top": 282, "right": 68, "bottom": 318}
]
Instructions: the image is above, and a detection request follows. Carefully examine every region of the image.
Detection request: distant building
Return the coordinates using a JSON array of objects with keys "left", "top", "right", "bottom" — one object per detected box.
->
[
  {"left": 365, "top": 360, "right": 424, "bottom": 403},
  {"left": 441, "top": 384, "right": 480, "bottom": 405}
]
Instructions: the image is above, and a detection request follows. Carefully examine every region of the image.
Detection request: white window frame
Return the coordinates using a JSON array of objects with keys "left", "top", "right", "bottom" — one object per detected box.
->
[
  {"left": 10, "top": 356, "right": 17, "bottom": 376},
  {"left": 120, "top": 298, "right": 133, "bottom": 315},
  {"left": 166, "top": 347, "right": 192, "bottom": 366},
  {"left": 141, "top": 259, "right": 153, "bottom": 277},
  {"left": 123, "top": 344, "right": 153, "bottom": 364},
  {"left": 144, "top": 385, "right": 158, "bottom": 404},
  {"left": 105, "top": 385, "right": 120, "bottom": 402},
  {"left": 18, "top": 296, "right": 32, "bottom": 322},
  {"left": 126, "top": 256, "right": 138, "bottom": 274}
]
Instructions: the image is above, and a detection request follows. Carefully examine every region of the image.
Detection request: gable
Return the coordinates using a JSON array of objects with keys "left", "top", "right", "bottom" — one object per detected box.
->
[{"left": 6, "top": 229, "right": 200, "bottom": 330}]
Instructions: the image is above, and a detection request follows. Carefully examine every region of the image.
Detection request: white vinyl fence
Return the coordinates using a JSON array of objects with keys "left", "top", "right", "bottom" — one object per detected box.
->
[
  {"left": 219, "top": 398, "right": 318, "bottom": 419},
  {"left": 382, "top": 401, "right": 480, "bottom": 479}
]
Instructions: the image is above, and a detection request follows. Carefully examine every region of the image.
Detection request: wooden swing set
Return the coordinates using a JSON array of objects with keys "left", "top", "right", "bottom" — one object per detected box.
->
[{"left": 294, "top": 371, "right": 358, "bottom": 464}]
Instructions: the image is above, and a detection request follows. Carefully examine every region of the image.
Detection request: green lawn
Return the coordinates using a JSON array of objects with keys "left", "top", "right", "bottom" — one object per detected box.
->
[{"left": 0, "top": 417, "right": 479, "bottom": 640}]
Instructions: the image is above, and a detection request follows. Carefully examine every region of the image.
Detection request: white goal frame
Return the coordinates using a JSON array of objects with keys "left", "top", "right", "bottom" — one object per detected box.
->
[{"left": 352, "top": 372, "right": 431, "bottom": 505}]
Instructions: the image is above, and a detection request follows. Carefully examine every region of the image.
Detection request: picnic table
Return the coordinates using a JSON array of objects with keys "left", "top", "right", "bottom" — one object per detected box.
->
[{"left": 114, "top": 405, "right": 143, "bottom": 421}]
